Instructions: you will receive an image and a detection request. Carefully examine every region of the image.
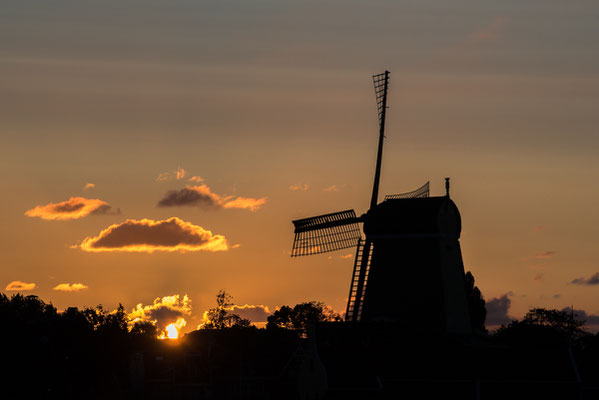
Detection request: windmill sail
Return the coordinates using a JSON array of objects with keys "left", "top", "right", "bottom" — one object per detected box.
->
[{"left": 291, "top": 209, "right": 362, "bottom": 257}]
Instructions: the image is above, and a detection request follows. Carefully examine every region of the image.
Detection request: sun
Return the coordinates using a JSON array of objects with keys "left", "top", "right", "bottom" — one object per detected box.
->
[{"left": 165, "top": 323, "right": 178, "bottom": 339}]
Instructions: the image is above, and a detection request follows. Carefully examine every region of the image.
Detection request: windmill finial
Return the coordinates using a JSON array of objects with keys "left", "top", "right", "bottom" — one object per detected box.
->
[{"left": 445, "top": 177, "right": 450, "bottom": 197}]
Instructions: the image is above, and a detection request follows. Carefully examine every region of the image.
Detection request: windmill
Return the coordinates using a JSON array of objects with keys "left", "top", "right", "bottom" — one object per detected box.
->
[{"left": 290, "top": 71, "right": 472, "bottom": 334}]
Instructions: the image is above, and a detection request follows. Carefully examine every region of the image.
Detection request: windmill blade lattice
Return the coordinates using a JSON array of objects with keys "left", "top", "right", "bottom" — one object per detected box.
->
[
  {"left": 291, "top": 209, "right": 362, "bottom": 257},
  {"left": 373, "top": 72, "right": 389, "bottom": 125}
]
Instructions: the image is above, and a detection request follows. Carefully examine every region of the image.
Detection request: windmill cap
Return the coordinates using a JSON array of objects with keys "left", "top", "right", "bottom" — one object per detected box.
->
[{"left": 364, "top": 196, "right": 461, "bottom": 238}]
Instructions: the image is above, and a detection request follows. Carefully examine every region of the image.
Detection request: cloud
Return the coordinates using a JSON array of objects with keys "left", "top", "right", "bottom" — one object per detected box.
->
[
  {"left": 25, "top": 197, "right": 119, "bottom": 220},
  {"left": 323, "top": 185, "right": 339, "bottom": 192},
  {"left": 571, "top": 272, "right": 599, "bottom": 286},
  {"left": 485, "top": 293, "right": 513, "bottom": 327},
  {"left": 53, "top": 283, "right": 88, "bottom": 292},
  {"left": 157, "top": 185, "right": 267, "bottom": 211},
  {"left": 75, "top": 217, "right": 229, "bottom": 253},
  {"left": 129, "top": 294, "right": 192, "bottom": 335},
  {"left": 533, "top": 251, "right": 556, "bottom": 260},
  {"left": 561, "top": 307, "right": 599, "bottom": 328},
  {"left": 83, "top": 183, "right": 95, "bottom": 190},
  {"left": 176, "top": 167, "right": 186, "bottom": 180},
  {"left": 198, "top": 303, "right": 272, "bottom": 328},
  {"left": 229, "top": 304, "right": 272, "bottom": 323},
  {"left": 5, "top": 280, "right": 36, "bottom": 291},
  {"left": 188, "top": 176, "right": 204, "bottom": 183},
  {"left": 156, "top": 172, "right": 170, "bottom": 182},
  {"left": 289, "top": 183, "right": 309, "bottom": 192}
]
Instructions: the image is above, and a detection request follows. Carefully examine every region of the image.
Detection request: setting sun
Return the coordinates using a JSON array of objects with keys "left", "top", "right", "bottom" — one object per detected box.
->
[{"left": 165, "top": 323, "right": 178, "bottom": 339}]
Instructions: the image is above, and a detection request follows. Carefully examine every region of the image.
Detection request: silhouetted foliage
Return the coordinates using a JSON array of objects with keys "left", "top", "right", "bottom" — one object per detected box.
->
[
  {"left": 202, "top": 290, "right": 251, "bottom": 329},
  {"left": 494, "top": 307, "right": 589, "bottom": 346},
  {"left": 464, "top": 271, "right": 487, "bottom": 333},
  {"left": 266, "top": 301, "right": 341, "bottom": 331}
]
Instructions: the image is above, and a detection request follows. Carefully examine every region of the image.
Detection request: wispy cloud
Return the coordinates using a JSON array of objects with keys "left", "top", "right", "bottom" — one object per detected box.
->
[
  {"left": 571, "top": 272, "right": 599, "bottom": 286},
  {"left": 5, "top": 280, "right": 36, "bottom": 291},
  {"left": 289, "top": 183, "right": 309, "bottom": 192},
  {"left": 53, "top": 283, "right": 88, "bottom": 292},
  {"left": 175, "top": 167, "right": 186, "bottom": 180},
  {"left": 323, "top": 185, "right": 339, "bottom": 192},
  {"left": 188, "top": 176, "right": 204, "bottom": 183},
  {"left": 83, "top": 183, "right": 95, "bottom": 190},
  {"left": 522, "top": 251, "right": 557, "bottom": 261},
  {"left": 156, "top": 167, "right": 188, "bottom": 182},
  {"left": 75, "top": 217, "right": 229, "bottom": 253},
  {"left": 129, "top": 294, "right": 192, "bottom": 337},
  {"left": 25, "top": 197, "right": 119, "bottom": 220},
  {"left": 157, "top": 185, "right": 267, "bottom": 211},
  {"left": 156, "top": 172, "right": 170, "bottom": 182}
]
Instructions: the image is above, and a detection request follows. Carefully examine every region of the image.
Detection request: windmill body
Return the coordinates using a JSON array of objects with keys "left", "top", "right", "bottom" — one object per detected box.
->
[
  {"left": 357, "top": 195, "right": 471, "bottom": 334},
  {"left": 290, "top": 71, "right": 472, "bottom": 335}
]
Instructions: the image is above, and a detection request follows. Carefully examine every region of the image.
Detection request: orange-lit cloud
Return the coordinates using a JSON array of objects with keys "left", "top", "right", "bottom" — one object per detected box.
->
[
  {"left": 323, "top": 185, "right": 340, "bottom": 192},
  {"left": 289, "top": 183, "right": 309, "bottom": 192},
  {"left": 157, "top": 185, "right": 267, "bottom": 211},
  {"left": 5, "top": 280, "right": 36, "bottom": 291},
  {"left": 176, "top": 167, "right": 186, "bottom": 180},
  {"left": 25, "top": 197, "right": 118, "bottom": 220},
  {"left": 129, "top": 294, "right": 192, "bottom": 338},
  {"left": 53, "top": 283, "right": 88, "bottom": 292},
  {"left": 198, "top": 303, "right": 272, "bottom": 328},
  {"left": 75, "top": 217, "right": 229, "bottom": 253},
  {"left": 83, "top": 183, "right": 95, "bottom": 190},
  {"left": 188, "top": 176, "right": 204, "bottom": 183}
]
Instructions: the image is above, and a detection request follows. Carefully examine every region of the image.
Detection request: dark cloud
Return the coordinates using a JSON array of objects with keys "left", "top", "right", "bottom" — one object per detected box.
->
[
  {"left": 485, "top": 294, "right": 513, "bottom": 326},
  {"left": 570, "top": 272, "right": 599, "bottom": 285},
  {"left": 561, "top": 307, "right": 599, "bottom": 327},
  {"left": 157, "top": 184, "right": 266, "bottom": 211},
  {"left": 76, "top": 217, "right": 229, "bottom": 253}
]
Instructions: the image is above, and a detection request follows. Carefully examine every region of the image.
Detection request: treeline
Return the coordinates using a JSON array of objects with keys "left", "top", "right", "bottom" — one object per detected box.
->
[{"left": 2, "top": 291, "right": 599, "bottom": 397}]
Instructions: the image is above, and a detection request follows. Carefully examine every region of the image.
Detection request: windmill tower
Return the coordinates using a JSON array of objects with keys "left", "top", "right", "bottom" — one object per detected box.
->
[{"left": 290, "top": 71, "right": 472, "bottom": 335}]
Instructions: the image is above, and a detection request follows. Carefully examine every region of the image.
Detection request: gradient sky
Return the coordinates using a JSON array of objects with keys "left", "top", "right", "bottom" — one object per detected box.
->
[{"left": 2, "top": 0, "right": 598, "bottom": 333}]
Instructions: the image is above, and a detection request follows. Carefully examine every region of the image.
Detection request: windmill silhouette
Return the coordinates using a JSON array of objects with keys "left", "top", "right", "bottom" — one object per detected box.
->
[{"left": 290, "top": 71, "right": 472, "bottom": 334}]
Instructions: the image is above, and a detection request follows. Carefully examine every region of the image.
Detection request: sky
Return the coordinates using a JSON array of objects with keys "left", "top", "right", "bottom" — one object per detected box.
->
[{"left": 1, "top": 0, "right": 598, "bottom": 335}]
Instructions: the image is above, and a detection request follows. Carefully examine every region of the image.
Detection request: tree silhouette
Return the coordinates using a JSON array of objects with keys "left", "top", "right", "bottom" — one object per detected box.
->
[
  {"left": 464, "top": 271, "right": 487, "bottom": 333},
  {"left": 266, "top": 301, "right": 341, "bottom": 331},
  {"left": 202, "top": 290, "right": 251, "bottom": 329}
]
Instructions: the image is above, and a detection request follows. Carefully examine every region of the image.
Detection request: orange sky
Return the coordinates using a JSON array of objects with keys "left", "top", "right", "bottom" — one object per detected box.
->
[{"left": 1, "top": 0, "right": 598, "bottom": 334}]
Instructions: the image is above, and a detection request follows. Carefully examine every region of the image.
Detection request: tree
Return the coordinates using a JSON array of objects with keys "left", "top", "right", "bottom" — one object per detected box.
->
[
  {"left": 494, "top": 307, "right": 589, "bottom": 346},
  {"left": 464, "top": 271, "right": 487, "bottom": 333},
  {"left": 202, "top": 290, "right": 251, "bottom": 329},
  {"left": 266, "top": 301, "right": 341, "bottom": 331}
]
